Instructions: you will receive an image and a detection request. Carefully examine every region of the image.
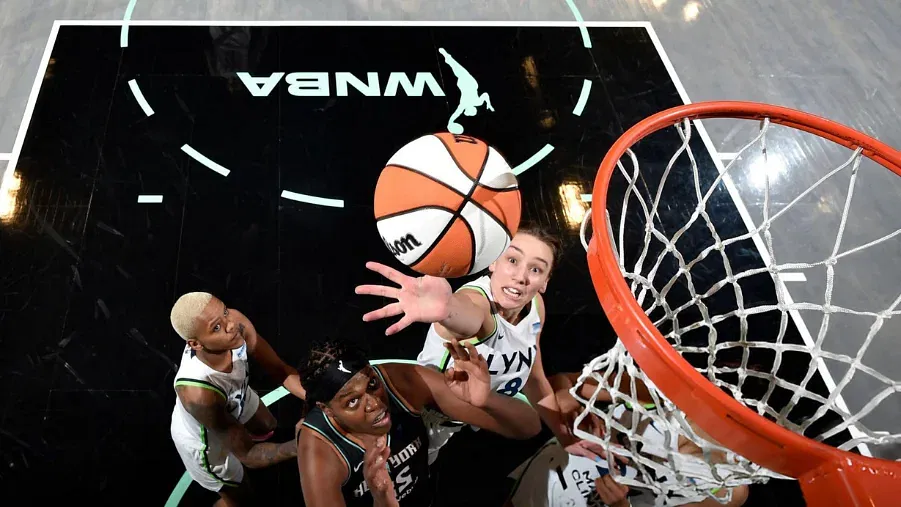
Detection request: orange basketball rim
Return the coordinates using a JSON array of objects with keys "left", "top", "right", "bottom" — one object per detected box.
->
[{"left": 586, "top": 101, "right": 901, "bottom": 506}]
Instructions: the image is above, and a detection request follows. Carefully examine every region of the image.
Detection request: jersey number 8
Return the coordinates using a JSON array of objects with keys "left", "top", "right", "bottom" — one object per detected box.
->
[{"left": 498, "top": 377, "right": 523, "bottom": 397}]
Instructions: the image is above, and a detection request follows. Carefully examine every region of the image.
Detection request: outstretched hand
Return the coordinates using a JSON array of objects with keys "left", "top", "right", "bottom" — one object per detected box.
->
[
  {"left": 443, "top": 340, "right": 491, "bottom": 408},
  {"left": 362, "top": 435, "right": 397, "bottom": 506},
  {"left": 355, "top": 261, "right": 453, "bottom": 335}
]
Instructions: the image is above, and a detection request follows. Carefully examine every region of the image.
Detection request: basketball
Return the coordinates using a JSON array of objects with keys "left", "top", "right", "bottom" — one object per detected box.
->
[{"left": 373, "top": 133, "right": 521, "bottom": 278}]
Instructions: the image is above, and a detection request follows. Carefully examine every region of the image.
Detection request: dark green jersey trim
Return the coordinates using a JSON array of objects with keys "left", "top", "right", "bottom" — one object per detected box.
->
[{"left": 175, "top": 378, "right": 227, "bottom": 400}]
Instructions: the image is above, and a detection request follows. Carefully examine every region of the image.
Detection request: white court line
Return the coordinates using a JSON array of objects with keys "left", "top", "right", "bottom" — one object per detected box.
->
[
  {"left": 573, "top": 79, "right": 593, "bottom": 117},
  {"left": 512, "top": 144, "right": 555, "bottom": 176},
  {"left": 6, "top": 21, "right": 61, "bottom": 172},
  {"left": 137, "top": 195, "right": 163, "bottom": 203},
  {"left": 718, "top": 152, "right": 738, "bottom": 161},
  {"left": 55, "top": 20, "right": 654, "bottom": 28},
  {"left": 127, "top": 80, "right": 154, "bottom": 117},
  {"left": 181, "top": 144, "right": 230, "bottom": 177},
  {"left": 645, "top": 24, "right": 871, "bottom": 457},
  {"left": 0, "top": 153, "right": 11, "bottom": 161},
  {"left": 120, "top": 0, "right": 138, "bottom": 47},
  {"left": 281, "top": 190, "right": 344, "bottom": 208}
]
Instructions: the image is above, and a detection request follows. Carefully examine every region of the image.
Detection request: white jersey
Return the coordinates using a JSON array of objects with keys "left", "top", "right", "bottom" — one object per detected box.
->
[
  {"left": 169, "top": 342, "right": 260, "bottom": 491},
  {"left": 507, "top": 439, "right": 655, "bottom": 507},
  {"left": 417, "top": 275, "right": 542, "bottom": 462},
  {"left": 171, "top": 342, "right": 253, "bottom": 431},
  {"left": 510, "top": 405, "right": 740, "bottom": 507}
]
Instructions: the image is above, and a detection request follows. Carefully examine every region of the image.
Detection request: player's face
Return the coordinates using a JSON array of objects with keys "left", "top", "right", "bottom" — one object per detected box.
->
[
  {"left": 489, "top": 233, "right": 553, "bottom": 310},
  {"left": 326, "top": 367, "right": 392, "bottom": 436},
  {"left": 189, "top": 297, "right": 247, "bottom": 353}
]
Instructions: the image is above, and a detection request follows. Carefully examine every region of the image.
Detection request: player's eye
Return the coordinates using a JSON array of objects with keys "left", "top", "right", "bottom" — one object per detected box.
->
[
  {"left": 348, "top": 397, "right": 359, "bottom": 408},
  {"left": 224, "top": 308, "right": 229, "bottom": 316},
  {"left": 213, "top": 324, "right": 221, "bottom": 332},
  {"left": 368, "top": 377, "right": 379, "bottom": 390}
]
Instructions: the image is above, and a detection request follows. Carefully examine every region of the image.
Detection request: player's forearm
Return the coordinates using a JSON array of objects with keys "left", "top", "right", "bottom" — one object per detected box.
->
[
  {"left": 241, "top": 440, "right": 298, "bottom": 469},
  {"left": 437, "top": 293, "right": 485, "bottom": 338},
  {"left": 479, "top": 393, "right": 541, "bottom": 439},
  {"left": 252, "top": 336, "right": 294, "bottom": 384},
  {"left": 283, "top": 371, "right": 306, "bottom": 400},
  {"left": 549, "top": 372, "right": 577, "bottom": 392},
  {"left": 535, "top": 396, "right": 575, "bottom": 444}
]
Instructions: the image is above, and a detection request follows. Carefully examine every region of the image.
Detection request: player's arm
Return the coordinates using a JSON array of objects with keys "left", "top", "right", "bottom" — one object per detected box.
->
[
  {"left": 549, "top": 371, "right": 579, "bottom": 392},
  {"left": 179, "top": 386, "right": 297, "bottom": 469},
  {"left": 238, "top": 314, "right": 305, "bottom": 399},
  {"left": 432, "top": 287, "right": 495, "bottom": 341},
  {"left": 383, "top": 362, "right": 541, "bottom": 440},
  {"left": 520, "top": 297, "right": 573, "bottom": 444},
  {"left": 297, "top": 430, "right": 348, "bottom": 507},
  {"left": 355, "top": 262, "right": 493, "bottom": 339}
]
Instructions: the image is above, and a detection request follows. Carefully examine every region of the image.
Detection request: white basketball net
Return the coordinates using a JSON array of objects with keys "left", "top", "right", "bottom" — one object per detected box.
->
[{"left": 573, "top": 116, "right": 901, "bottom": 505}]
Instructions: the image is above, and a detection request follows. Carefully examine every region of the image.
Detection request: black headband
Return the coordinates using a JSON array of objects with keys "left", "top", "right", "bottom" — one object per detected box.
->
[{"left": 305, "top": 349, "right": 370, "bottom": 405}]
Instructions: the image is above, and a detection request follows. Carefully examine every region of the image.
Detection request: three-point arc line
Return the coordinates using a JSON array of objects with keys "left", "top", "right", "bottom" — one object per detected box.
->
[
  {"left": 180, "top": 145, "right": 231, "bottom": 177},
  {"left": 513, "top": 144, "right": 556, "bottom": 176},
  {"left": 127, "top": 80, "right": 154, "bottom": 117},
  {"left": 281, "top": 190, "right": 344, "bottom": 208},
  {"left": 573, "top": 79, "right": 593, "bottom": 117},
  {"left": 564, "top": 0, "right": 593, "bottom": 49},
  {"left": 120, "top": 0, "right": 138, "bottom": 48}
]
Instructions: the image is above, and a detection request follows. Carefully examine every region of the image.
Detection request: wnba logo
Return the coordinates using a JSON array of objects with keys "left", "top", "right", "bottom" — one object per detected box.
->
[
  {"left": 383, "top": 233, "right": 422, "bottom": 257},
  {"left": 238, "top": 48, "right": 492, "bottom": 136}
]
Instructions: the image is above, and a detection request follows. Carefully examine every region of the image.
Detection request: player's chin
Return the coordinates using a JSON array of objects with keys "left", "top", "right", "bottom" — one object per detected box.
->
[{"left": 370, "top": 410, "right": 392, "bottom": 433}]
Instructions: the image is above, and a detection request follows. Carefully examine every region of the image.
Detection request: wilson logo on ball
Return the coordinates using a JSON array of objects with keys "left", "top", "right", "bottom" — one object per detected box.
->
[{"left": 383, "top": 234, "right": 423, "bottom": 257}]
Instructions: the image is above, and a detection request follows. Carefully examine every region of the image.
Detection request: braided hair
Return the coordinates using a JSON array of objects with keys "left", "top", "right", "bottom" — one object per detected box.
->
[{"left": 298, "top": 339, "right": 370, "bottom": 415}]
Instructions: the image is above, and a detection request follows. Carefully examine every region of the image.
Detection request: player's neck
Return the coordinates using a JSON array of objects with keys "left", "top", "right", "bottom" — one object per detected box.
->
[
  {"left": 196, "top": 348, "right": 234, "bottom": 373},
  {"left": 498, "top": 302, "right": 529, "bottom": 325}
]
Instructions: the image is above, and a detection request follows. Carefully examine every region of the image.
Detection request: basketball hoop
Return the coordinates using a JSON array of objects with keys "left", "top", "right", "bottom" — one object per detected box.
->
[{"left": 577, "top": 101, "right": 901, "bottom": 506}]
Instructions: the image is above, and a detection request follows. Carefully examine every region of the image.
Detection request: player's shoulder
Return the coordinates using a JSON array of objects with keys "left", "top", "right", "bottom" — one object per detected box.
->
[
  {"left": 374, "top": 362, "right": 427, "bottom": 414},
  {"left": 175, "top": 382, "right": 229, "bottom": 425},
  {"left": 457, "top": 275, "right": 492, "bottom": 299},
  {"left": 534, "top": 292, "right": 546, "bottom": 320},
  {"left": 175, "top": 379, "right": 226, "bottom": 405},
  {"left": 297, "top": 422, "right": 350, "bottom": 483}
]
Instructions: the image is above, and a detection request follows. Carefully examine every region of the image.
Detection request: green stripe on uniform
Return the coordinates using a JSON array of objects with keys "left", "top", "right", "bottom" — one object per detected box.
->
[
  {"left": 199, "top": 425, "right": 241, "bottom": 487},
  {"left": 175, "top": 378, "right": 226, "bottom": 400}
]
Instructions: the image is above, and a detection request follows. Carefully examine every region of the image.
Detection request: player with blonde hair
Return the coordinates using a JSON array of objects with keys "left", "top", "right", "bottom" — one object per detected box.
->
[{"left": 168, "top": 292, "right": 305, "bottom": 506}]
